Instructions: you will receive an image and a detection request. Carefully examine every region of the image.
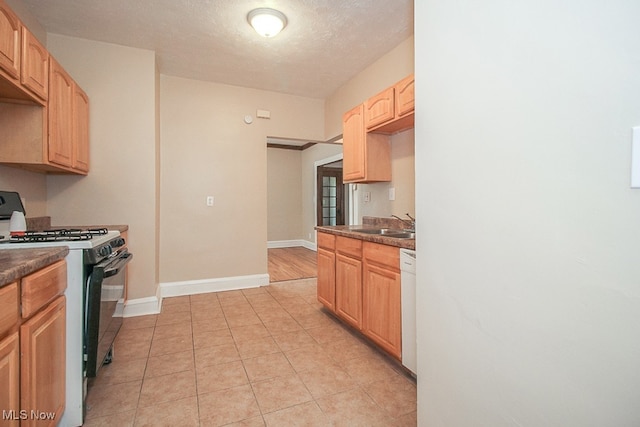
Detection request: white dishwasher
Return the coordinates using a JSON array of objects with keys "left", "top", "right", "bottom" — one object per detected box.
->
[{"left": 400, "top": 248, "right": 417, "bottom": 375}]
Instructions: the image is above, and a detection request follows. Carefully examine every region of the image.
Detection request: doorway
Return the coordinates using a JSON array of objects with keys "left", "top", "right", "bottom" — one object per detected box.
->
[{"left": 317, "top": 161, "right": 345, "bottom": 226}]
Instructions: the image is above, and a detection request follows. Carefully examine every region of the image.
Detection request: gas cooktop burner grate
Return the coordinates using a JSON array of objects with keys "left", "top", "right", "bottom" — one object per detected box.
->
[{"left": 9, "top": 228, "right": 109, "bottom": 243}]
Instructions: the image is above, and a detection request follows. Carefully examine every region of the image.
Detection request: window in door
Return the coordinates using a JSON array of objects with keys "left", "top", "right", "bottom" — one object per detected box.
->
[{"left": 317, "top": 165, "right": 345, "bottom": 226}]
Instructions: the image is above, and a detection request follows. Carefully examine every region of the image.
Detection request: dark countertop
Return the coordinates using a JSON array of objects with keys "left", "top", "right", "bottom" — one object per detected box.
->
[
  {"left": 0, "top": 246, "right": 69, "bottom": 288},
  {"left": 315, "top": 225, "right": 415, "bottom": 250}
]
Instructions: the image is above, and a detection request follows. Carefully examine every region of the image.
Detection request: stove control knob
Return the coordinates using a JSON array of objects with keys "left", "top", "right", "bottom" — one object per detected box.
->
[
  {"left": 99, "top": 245, "right": 113, "bottom": 257},
  {"left": 112, "top": 237, "right": 125, "bottom": 248}
]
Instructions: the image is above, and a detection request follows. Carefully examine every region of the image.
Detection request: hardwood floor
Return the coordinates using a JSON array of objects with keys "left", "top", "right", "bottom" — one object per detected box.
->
[{"left": 268, "top": 247, "right": 317, "bottom": 282}]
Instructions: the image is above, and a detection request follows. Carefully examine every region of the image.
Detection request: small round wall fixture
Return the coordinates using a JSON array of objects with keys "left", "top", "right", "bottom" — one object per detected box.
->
[{"left": 247, "top": 8, "right": 287, "bottom": 38}]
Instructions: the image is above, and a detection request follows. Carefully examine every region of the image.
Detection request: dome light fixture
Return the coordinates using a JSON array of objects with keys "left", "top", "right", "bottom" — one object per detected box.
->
[{"left": 247, "top": 8, "right": 287, "bottom": 38}]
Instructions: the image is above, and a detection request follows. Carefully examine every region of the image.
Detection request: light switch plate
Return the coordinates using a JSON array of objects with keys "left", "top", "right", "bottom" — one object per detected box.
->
[
  {"left": 389, "top": 187, "right": 396, "bottom": 201},
  {"left": 632, "top": 127, "right": 640, "bottom": 188}
]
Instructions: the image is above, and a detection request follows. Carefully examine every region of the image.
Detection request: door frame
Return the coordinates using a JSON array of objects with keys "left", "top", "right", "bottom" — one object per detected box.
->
[
  {"left": 317, "top": 166, "right": 345, "bottom": 226},
  {"left": 314, "top": 153, "right": 348, "bottom": 230}
]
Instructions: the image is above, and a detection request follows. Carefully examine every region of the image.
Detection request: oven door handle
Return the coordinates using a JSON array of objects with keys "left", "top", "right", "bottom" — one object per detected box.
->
[{"left": 102, "top": 251, "right": 133, "bottom": 278}]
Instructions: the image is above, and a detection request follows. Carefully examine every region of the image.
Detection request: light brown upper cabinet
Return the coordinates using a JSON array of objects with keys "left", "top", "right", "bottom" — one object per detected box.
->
[
  {"left": 395, "top": 74, "right": 415, "bottom": 117},
  {"left": 72, "top": 85, "right": 90, "bottom": 172},
  {"left": 342, "top": 104, "right": 391, "bottom": 183},
  {"left": 0, "top": 0, "right": 89, "bottom": 174},
  {"left": 341, "top": 74, "right": 413, "bottom": 183},
  {"left": 365, "top": 74, "right": 415, "bottom": 134},
  {"left": 21, "top": 27, "right": 48, "bottom": 101},
  {"left": 49, "top": 58, "right": 74, "bottom": 168},
  {"left": 364, "top": 87, "right": 395, "bottom": 130},
  {"left": 0, "top": 0, "right": 20, "bottom": 81}
]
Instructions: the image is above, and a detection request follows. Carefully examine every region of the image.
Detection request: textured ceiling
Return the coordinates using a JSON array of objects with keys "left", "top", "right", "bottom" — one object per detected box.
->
[{"left": 20, "top": 0, "right": 414, "bottom": 99}]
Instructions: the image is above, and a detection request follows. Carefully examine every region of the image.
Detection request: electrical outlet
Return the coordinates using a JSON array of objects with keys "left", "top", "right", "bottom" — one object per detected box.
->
[
  {"left": 389, "top": 187, "right": 396, "bottom": 201},
  {"left": 206, "top": 196, "right": 214, "bottom": 206}
]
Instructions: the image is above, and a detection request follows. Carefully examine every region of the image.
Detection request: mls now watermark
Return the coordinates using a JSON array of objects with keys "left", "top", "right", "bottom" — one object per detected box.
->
[{"left": 3, "top": 410, "right": 56, "bottom": 421}]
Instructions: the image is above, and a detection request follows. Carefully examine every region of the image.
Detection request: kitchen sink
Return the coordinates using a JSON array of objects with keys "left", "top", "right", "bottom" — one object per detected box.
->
[
  {"left": 352, "top": 228, "right": 403, "bottom": 235},
  {"left": 352, "top": 228, "right": 415, "bottom": 239},
  {"left": 383, "top": 232, "right": 415, "bottom": 239}
]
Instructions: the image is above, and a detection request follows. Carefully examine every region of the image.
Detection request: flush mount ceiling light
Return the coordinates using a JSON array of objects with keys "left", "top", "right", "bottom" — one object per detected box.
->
[{"left": 247, "top": 8, "right": 287, "bottom": 38}]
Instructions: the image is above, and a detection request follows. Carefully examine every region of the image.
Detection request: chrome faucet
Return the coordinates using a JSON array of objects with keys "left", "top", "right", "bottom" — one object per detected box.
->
[{"left": 391, "top": 213, "right": 415, "bottom": 232}]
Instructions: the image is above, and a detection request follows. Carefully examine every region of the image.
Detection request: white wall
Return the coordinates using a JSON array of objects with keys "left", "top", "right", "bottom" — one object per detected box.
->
[
  {"left": 45, "top": 35, "right": 159, "bottom": 301},
  {"left": 416, "top": 1, "right": 640, "bottom": 425}
]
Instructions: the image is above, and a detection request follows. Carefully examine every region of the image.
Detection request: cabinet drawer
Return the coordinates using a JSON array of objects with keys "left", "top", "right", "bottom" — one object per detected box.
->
[
  {"left": 21, "top": 260, "right": 66, "bottom": 318},
  {"left": 336, "top": 236, "right": 362, "bottom": 259},
  {"left": 363, "top": 242, "right": 399, "bottom": 272},
  {"left": 317, "top": 232, "right": 336, "bottom": 251},
  {"left": 0, "top": 282, "right": 19, "bottom": 337}
]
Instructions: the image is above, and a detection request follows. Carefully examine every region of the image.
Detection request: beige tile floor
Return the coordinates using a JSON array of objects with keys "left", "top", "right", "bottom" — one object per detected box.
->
[{"left": 83, "top": 278, "right": 417, "bottom": 426}]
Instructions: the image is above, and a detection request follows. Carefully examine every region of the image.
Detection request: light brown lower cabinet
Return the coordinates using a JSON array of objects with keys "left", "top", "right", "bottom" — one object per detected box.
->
[
  {"left": 20, "top": 296, "right": 66, "bottom": 427},
  {"left": 362, "top": 242, "right": 401, "bottom": 359},
  {"left": 316, "top": 231, "right": 402, "bottom": 360},
  {"left": 0, "top": 332, "right": 20, "bottom": 427},
  {"left": 335, "top": 236, "right": 363, "bottom": 329},
  {"left": 317, "top": 232, "right": 336, "bottom": 310},
  {"left": 0, "top": 260, "right": 66, "bottom": 427}
]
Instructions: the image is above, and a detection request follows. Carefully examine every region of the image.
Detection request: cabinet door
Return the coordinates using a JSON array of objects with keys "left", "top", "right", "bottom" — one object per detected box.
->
[
  {"left": 317, "top": 247, "right": 336, "bottom": 311},
  {"left": 72, "top": 85, "right": 89, "bottom": 172},
  {"left": 335, "top": 253, "right": 362, "bottom": 329},
  {"left": 362, "top": 262, "right": 401, "bottom": 359},
  {"left": 0, "top": 0, "right": 20, "bottom": 80},
  {"left": 20, "top": 296, "right": 66, "bottom": 427},
  {"left": 49, "top": 59, "right": 73, "bottom": 168},
  {"left": 0, "top": 332, "right": 20, "bottom": 427},
  {"left": 20, "top": 28, "right": 48, "bottom": 101},
  {"left": 365, "top": 86, "right": 394, "bottom": 130},
  {"left": 342, "top": 104, "right": 366, "bottom": 182},
  {"left": 395, "top": 74, "right": 414, "bottom": 117}
]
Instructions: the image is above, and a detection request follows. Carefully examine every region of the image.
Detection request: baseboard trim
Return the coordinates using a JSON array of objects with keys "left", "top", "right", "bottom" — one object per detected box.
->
[
  {"left": 160, "top": 274, "right": 270, "bottom": 299},
  {"left": 122, "top": 296, "right": 161, "bottom": 318},
  {"left": 268, "top": 239, "right": 317, "bottom": 251}
]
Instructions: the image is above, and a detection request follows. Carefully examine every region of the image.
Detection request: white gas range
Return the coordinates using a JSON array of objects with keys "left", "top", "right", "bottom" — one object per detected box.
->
[{"left": 0, "top": 220, "right": 130, "bottom": 426}]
